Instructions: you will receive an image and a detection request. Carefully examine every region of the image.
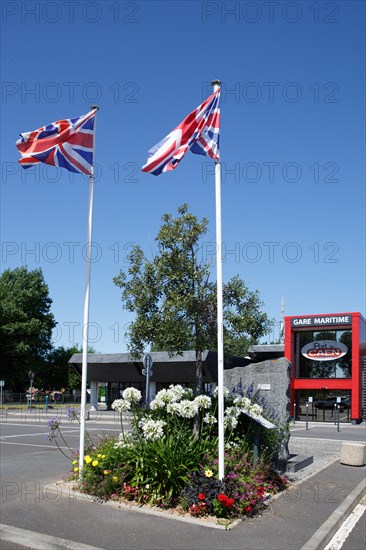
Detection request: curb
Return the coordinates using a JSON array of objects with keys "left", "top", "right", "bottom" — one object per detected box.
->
[
  {"left": 300, "top": 476, "right": 366, "bottom": 550},
  {"left": 47, "top": 481, "right": 242, "bottom": 531}
]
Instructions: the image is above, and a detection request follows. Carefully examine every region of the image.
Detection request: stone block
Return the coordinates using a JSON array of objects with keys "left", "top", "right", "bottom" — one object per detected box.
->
[
  {"left": 286, "top": 454, "right": 313, "bottom": 473},
  {"left": 340, "top": 442, "right": 365, "bottom": 466}
]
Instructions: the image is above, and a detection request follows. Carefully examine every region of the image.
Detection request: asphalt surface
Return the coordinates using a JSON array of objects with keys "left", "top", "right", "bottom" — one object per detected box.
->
[{"left": 0, "top": 410, "right": 365, "bottom": 550}]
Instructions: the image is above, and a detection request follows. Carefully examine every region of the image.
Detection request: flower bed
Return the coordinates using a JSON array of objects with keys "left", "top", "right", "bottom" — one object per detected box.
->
[{"left": 50, "top": 385, "right": 289, "bottom": 521}]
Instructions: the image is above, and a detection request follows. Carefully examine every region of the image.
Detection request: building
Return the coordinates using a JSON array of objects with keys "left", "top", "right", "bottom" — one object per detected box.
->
[
  {"left": 69, "top": 350, "right": 249, "bottom": 410},
  {"left": 284, "top": 312, "right": 366, "bottom": 423},
  {"left": 69, "top": 311, "right": 366, "bottom": 422}
]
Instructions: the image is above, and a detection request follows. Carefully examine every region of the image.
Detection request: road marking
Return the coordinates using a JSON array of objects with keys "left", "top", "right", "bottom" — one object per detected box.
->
[
  {"left": 301, "top": 479, "right": 366, "bottom": 550},
  {"left": 323, "top": 501, "right": 366, "bottom": 550},
  {"left": 0, "top": 441, "right": 70, "bottom": 449},
  {"left": 0, "top": 418, "right": 124, "bottom": 431},
  {"left": 0, "top": 523, "right": 105, "bottom": 550},
  {"left": 0, "top": 429, "right": 79, "bottom": 439}
]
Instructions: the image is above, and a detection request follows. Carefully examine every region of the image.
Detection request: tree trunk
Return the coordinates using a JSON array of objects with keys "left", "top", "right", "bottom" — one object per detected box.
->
[
  {"left": 195, "top": 347, "right": 202, "bottom": 395},
  {"left": 193, "top": 347, "right": 202, "bottom": 439}
]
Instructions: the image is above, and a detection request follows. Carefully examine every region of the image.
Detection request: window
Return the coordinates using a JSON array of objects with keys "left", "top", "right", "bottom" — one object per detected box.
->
[{"left": 297, "top": 329, "right": 352, "bottom": 379}]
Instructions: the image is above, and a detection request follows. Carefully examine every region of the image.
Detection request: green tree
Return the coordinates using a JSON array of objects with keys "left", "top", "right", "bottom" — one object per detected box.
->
[
  {"left": 38, "top": 344, "right": 97, "bottom": 391},
  {"left": 0, "top": 267, "right": 56, "bottom": 391},
  {"left": 38, "top": 345, "right": 81, "bottom": 391},
  {"left": 114, "top": 204, "right": 271, "bottom": 393}
]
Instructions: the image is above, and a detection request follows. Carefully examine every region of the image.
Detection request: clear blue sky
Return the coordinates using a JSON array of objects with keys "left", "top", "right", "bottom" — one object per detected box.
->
[{"left": 1, "top": 1, "right": 365, "bottom": 353}]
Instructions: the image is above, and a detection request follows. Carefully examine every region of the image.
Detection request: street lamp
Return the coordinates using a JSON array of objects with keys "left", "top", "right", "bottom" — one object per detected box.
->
[{"left": 28, "top": 371, "right": 35, "bottom": 411}]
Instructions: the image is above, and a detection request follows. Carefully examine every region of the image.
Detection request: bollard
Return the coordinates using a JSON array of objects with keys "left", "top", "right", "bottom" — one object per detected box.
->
[
  {"left": 337, "top": 405, "right": 340, "bottom": 432},
  {"left": 293, "top": 403, "right": 296, "bottom": 424},
  {"left": 306, "top": 403, "right": 309, "bottom": 430},
  {"left": 340, "top": 442, "right": 365, "bottom": 466}
]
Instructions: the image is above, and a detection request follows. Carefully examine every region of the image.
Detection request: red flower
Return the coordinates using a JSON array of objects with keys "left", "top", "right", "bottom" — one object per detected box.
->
[
  {"left": 198, "top": 493, "right": 206, "bottom": 501},
  {"left": 217, "top": 493, "right": 234, "bottom": 508},
  {"left": 226, "top": 497, "right": 234, "bottom": 507},
  {"left": 245, "top": 506, "right": 252, "bottom": 513}
]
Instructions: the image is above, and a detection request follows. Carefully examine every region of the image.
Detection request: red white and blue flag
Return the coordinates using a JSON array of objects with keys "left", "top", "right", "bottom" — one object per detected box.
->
[
  {"left": 142, "top": 88, "right": 220, "bottom": 175},
  {"left": 16, "top": 109, "right": 97, "bottom": 175}
]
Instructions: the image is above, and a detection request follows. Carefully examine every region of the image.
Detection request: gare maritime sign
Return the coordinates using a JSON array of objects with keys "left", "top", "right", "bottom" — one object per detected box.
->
[{"left": 291, "top": 314, "right": 352, "bottom": 327}]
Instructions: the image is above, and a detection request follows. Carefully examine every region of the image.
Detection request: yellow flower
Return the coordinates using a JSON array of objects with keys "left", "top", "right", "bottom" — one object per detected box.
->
[
  {"left": 84, "top": 455, "right": 92, "bottom": 464},
  {"left": 102, "top": 455, "right": 106, "bottom": 458},
  {"left": 74, "top": 467, "right": 79, "bottom": 472},
  {"left": 112, "top": 476, "right": 118, "bottom": 483},
  {"left": 97, "top": 454, "right": 102, "bottom": 458},
  {"left": 92, "top": 460, "right": 99, "bottom": 467},
  {"left": 205, "top": 469, "right": 213, "bottom": 478},
  {"left": 72, "top": 460, "right": 78, "bottom": 465},
  {"left": 103, "top": 470, "right": 110, "bottom": 475}
]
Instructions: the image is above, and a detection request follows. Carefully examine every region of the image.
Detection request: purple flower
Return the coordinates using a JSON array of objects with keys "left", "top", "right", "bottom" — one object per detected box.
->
[
  {"left": 67, "top": 408, "right": 79, "bottom": 421},
  {"left": 47, "top": 418, "right": 61, "bottom": 441},
  {"left": 48, "top": 417, "right": 60, "bottom": 430}
]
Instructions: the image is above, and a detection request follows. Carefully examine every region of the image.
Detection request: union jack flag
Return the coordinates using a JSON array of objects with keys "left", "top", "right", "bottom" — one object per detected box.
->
[
  {"left": 16, "top": 109, "right": 97, "bottom": 175},
  {"left": 142, "top": 87, "right": 220, "bottom": 176}
]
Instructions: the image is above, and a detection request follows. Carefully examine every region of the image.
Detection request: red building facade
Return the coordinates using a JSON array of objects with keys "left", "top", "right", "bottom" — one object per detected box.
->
[{"left": 284, "top": 312, "right": 366, "bottom": 423}]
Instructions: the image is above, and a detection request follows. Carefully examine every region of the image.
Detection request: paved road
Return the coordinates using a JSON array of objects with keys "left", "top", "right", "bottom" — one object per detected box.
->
[
  {"left": 339, "top": 499, "right": 366, "bottom": 550},
  {"left": 1, "top": 412, "right": 365, "bottom": 549},
  {"left": 290, "top": 421, "right": 366, "bottom": 443}
]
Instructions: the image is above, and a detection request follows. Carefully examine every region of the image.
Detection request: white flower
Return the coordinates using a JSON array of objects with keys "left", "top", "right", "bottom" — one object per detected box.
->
[
  {"left": 151, "top": 389, "right": 171, "bottom": 406},
  {"left": 233, "top": 396, "right": 263, "bottom": 417},
  {"left": 150, "top": 385, "right": 192, "bottom": 410},
  {"left": 225, "top": 406, "right": 240, "bottom": 418},
  {"left": 250, "top": 403, "right": 263, "bottom": 416},
  {"left": 233, "top": 396, "right": 251, "bottom": 409},
  {"left": 174, "top": 400, "right": 199, "bottom": 418},
  {"left": 194, "top": 395, "right": 212, "bottom": 410},
  {"left": 114, "top": 432, "right": 133, "bottom": 448},
  {"left": 166, "top": 402, "right": 180, "bottom": 415},
  {"left": 225, "top": 441, "right": 240, "bottom": 450},
  {"left": 213, "top": 386, "right": 230, "bottom": 398},
  {"left": 149, "top": 397, "right": 165, "bottom": 410},
  {"left": 166, "top": 399, "right": 199, "bottom": 418},
  {"left": 224, "top": 405, "right": 241, "bottom": 429},
  {"left": 203, "top": 413, "right": 217, "bottom": 426},
  {"left": 122, "top": 387, "right": 142, "bottom": 404},
  {"left": 181, "top": 387, "right": 194, "bottom": 399},
  {"left": 111, "top": 399, "right": 131, "bottom": 412},
  {"left": 167, "top": 384, "right": 186, "bottom": 401},
  {"left": 224, "top": 415, "right": 238, "bottom": 429},
  {"left": 138, "top": 419, "right": 166, "bottom": 441}
]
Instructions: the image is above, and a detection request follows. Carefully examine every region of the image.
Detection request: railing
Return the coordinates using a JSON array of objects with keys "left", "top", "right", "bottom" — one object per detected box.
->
[
  {"left": 0, "top": 392, "right": 82, "bottom": 405},
  {"left": 0, "top": 402, "right": 132, "bottom": 425}
]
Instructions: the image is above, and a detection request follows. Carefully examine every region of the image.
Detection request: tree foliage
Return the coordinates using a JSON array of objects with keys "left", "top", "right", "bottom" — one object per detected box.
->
[
  {"left": 0, "top": 267, "right": 56, "bottom": 391},
  {"left": 37, "top": 345, "right": 82, "bottom": 391},
  {"left": 114, "top": 205, "right": 271, "bottom": 392}
]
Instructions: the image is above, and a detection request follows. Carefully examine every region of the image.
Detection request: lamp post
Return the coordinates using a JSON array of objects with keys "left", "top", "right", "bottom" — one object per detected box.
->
[{"left": 28, "top": 371, "right": 35, "bottom": 411}]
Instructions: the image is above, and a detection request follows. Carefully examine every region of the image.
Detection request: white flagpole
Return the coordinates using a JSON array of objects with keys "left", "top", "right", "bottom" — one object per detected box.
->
[
  {"left": 78, "top": 105, "right": 99, "bottom": 475},
  {"left": 211, "top": 79, "right": 224, "bottom": 480}
]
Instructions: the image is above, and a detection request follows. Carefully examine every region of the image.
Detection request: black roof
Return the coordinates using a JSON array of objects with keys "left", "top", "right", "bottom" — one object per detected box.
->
[{"left": 69, "top": 350, "right": 250, "bottom": 384}]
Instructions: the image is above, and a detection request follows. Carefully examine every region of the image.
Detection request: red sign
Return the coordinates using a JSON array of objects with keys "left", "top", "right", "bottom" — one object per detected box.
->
[{"left": 301, "top": 340, "right": 348, "bottom": 362}]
